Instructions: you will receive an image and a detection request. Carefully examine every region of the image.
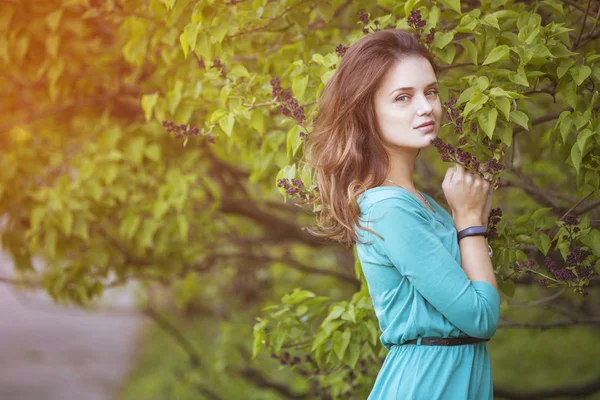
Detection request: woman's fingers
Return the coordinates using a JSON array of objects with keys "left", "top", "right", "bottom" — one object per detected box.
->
[{"left": 442, "top": 165, "right": 455, "bottom": 188}]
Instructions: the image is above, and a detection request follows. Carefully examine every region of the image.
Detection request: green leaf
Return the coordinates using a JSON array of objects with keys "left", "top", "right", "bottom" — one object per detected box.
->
[
  {"left": 333, "top": 328, "right": 351, "bottom": 361},
  {"left": 557, "top": 78, "right": 578, "bottom": 110},
  {"left": 46, "top": 34, "right": 60, "bottom": 58},
  {"left": 281, "top": 288, "right": 315, "bottom": 304},
  {"left": 478, "top": 107, "right": 498, "bottom": 139},
  {"left": 312, "top": 320, "right": 344, "bottom": 351},
  {"left": 508, "top": 66, "right": 529, "bottom": 87},
  {"left": 250, "top": 108, "right": 265, "bottom": 135},
  {"left": 482, "top": 45, "right": 510, "bottom": 65},
  {"left": 144, "top": 143, "right": 161, "bottom": 162},
  {"left": 463, "top": 92, "right": 488, "bottom": 117},
  {"left": 119, "top": 215, "right": 141, "bottom": 240},
  {"left": 45, "top": 9, "right": 63, "bottom": 32},
  {"left": 175, "top": 214, "right": 188, "bottom": 241},
  {"left": 577, "top": 129, "right": 594, "bottom": 153},
  {"left": 229, "top": 64, "right": 250, "bottom": 79},
  {"left": 497, "top": 124, "right": 513, "bottom": 146},
  {"left": 437, "top": 44, "right": 456, "bottom": 64},
  {"left": 137, "top": 219, "right": 158, "bottom": 248},
  {"left": 571, "top": 143, "right": 582, "bottom": 174},
  {"left": 218, "top": 114, "right": 235, "bottom": 136},
  {"left": 459, "top": 40, "right": 478, "bottom": 65},
  {"left": 287, "top": 125, "right": 304, "bottom": 158},
  {"left": 570, "top": 65, "right": 592, "bottom": 86},
  {"left": 292, "top": 75, "right": 308, "bottom": 104},
  {"left": 433, "top": 31, "right": 455, "bottom": 49},
  {"left": 456, "top": 86, "right": 478, "bottom": 106},
  {"left": 161, "top": 0, "right": 176, "bottom": 10},
  {"left": 403, "top": 0, "right": 421, "bottom": 16},
  {"left": 580, "top": 229, "right": 600, "bottom": 257},
  {"left": 316, "top": 2, "right": 334, "bottom": 22},
  {"left": 179, "top": 23, "right": 199, "bottom": 58},
  {"left": 342, "top": 342, "right": 361, "bottom": 369},
  {"left": 439, "top": 0, "right": 461, "bottom": 14},
  {"left": 557, "top": 111, "right": 573, "bottom": 143},
  {"left": 166, "top": 80, "right": 184, "bottom": 115},
  {"left": 531, "top": 207, "right": 553, "bottom": 222},
  {"left": 510, "top": 110, "right": 529, "bottom": 130},
  {"left": 482, "top": 14, "right": 500, "bottom": 30},
  {"left": 324, "top": 305, "right": 345, "bottom": 322},
  {"left": 557, "top": 59, "right": 576, "bottom": 79},
  {"left": 141, "top": 92, "right": 159, "bottom": 122},
  {"left": 498, "top": 279, "right": 516, "bottom": 298},
  {"left": 365, "top": 320, "right": 379, "bottom": 346},
  {"left": 272, "top": 323, "right": 289, "bottom": 353},
  {"left": 494, "top": 96, "right": 511, "bottom": 120}
]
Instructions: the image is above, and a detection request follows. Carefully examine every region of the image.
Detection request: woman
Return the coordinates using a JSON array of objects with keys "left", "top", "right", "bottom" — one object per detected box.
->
[{"left": 307, "top": 29, "right": 500, "bottom": 399}]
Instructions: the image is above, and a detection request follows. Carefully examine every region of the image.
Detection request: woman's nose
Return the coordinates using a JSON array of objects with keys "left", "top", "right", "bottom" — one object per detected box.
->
[{"left": 416, "top": 95, "right": 433, "bottom": 115}]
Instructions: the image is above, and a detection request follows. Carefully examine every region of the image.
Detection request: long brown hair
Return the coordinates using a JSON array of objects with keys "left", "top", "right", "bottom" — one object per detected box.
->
[{"left": 306, "top": 29, "right": 439, "bottom": 247}]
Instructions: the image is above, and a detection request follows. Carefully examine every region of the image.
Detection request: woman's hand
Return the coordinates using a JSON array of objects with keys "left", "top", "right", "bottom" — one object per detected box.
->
[
  {"left": 442, "top": 163, "right": 490, "bottom": 231},
  {"left": 481, "top": 185, "right": 493, "bottom": 228}
]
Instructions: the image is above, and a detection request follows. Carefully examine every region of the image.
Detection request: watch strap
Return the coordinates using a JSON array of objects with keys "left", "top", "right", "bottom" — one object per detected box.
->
[{"left": 457, "top": 226, "right": 488, "bottom": 241}]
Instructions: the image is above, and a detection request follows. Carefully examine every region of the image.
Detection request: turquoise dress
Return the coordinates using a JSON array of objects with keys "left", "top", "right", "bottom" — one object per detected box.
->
[{"left": 356, "top": 187, "right": 500, "bottom": 400}]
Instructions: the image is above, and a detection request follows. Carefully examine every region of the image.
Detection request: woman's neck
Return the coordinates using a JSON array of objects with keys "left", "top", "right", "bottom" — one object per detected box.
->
[{"left": 385, "top": 148, "right": 418, "bottom": 190}]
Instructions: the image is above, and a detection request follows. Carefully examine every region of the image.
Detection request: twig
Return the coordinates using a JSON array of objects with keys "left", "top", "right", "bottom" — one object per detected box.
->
[{"left": 574, "top": 0, "right": 593, "bottom": 49}]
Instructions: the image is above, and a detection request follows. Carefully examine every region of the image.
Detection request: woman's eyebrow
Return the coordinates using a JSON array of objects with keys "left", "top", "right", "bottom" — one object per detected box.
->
[{"left": 389, "top": 82, "right": 438, "bottom": 95}]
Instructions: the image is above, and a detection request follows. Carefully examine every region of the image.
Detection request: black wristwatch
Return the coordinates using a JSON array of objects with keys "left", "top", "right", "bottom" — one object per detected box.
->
[
  {"left": 457, "top": 226, "right": 493, "bottom": 257},
  {"left": 457, "top": 226, "right": 488, "bottom": 241}
]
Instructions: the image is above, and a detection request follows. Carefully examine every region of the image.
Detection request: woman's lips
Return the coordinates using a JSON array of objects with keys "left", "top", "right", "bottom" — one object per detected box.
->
[{"left": 416, "top": 123, "right": 435, "bottom": 133}]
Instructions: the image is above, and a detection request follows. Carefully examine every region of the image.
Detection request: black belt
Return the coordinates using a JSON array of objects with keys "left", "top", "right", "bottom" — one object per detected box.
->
[{"left": 401, "top": 336, "right": 489, "bottom": 346}]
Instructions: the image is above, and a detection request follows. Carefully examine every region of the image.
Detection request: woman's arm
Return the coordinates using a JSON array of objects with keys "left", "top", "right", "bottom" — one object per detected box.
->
[
  {"left": 369, "top": 199, "right": 500, "bottom": 339},
  {"left": 455, "top": 214, "right": 498, "bottom": 291}
]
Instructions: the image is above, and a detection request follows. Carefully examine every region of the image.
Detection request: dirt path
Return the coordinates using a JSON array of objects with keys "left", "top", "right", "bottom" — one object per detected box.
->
[{"left": 0, "top": 251, "right": 144, "bottom": 400}]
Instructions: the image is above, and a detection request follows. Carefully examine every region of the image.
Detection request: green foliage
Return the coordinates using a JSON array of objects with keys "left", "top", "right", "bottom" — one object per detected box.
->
[{"left": 2, "top": 0, "right": 600, "bottom": 398}]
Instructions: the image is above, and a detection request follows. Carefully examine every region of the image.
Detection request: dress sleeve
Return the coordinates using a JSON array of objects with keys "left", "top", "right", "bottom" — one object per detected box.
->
[{"left": 367, "top": 198, "right": 500, "bottom": 339}]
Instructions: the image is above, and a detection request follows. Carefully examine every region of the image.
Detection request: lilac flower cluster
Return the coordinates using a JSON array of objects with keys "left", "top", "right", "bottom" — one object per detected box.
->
[
  {"left": 358, "top": 11, "right": 370, "bottom": 34},
  {"left": 271, "top": 351, "right": 301, "bottom": 367},
  {"left": 513, "top": 258, "right": 537, "bottom": 273},
  {"left": 431, "top": 137, "right": 505, "bottom": 189},
  {"left": 425, "top": 28, "right": 436, "bottom": 45},
  {"left": 358, "top": 11, "right": 369, "bottom": 24},
  {"left": 563, "top": 215, "right": 579, "bottom": 226},
  {"left": 407, "top": 10, "right": 427, "bottom": 30},
  {"left": 270, "top": 77, "right": 306, "bottom": 125},
  {"left": 482, "top": 137, "right": 502, "bottom": 153},
  {"left": 277, "top": 178, "right": 316, "bottom": 200},
  {"left": 407, "top": 10, "right": 434, "bottom": 44},
  {"left": 211, "top": 57, "right": 227, "bottom": 78},
  {"left": 566, "top": 244, "right": 592, "bottom": 268},
  {"left": 544, "top": 256, "right": 575, "bottom": 281},
  {"left": 162, "top": 120, "right": 216, "bottom": 143},
  {"left": 443, "top": 95, "right": 464, "bottom": 134},
  {"left": 486, "top": 207, "right": 502, "bottom": 238},
  {"left": 336, "top": 44, "right": 348, "bottom": 57}
]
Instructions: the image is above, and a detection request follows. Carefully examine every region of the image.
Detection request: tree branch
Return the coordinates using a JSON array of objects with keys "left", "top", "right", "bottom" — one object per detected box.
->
[
  {"left": 238, "top": 367, "right": 310, "bottom": 399},
  {"left": 144, "top": 306, "right": 201, "bottom": 368}
]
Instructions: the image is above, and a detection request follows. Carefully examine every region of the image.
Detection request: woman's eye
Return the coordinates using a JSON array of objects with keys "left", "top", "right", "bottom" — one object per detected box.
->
[
  {"left": 396, "top": 95, "right": 409, "bottom": 102},
  {"left": 396, "top": 90, "right": 438, "bottom": 102},
  {"left": 428, "top": 89, "right": 439, "bottom": 96}
]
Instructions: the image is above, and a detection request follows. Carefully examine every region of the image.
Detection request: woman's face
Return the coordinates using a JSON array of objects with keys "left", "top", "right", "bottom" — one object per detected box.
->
[{"left": 373, "top": 56, "right": 442, "bottom": 151}]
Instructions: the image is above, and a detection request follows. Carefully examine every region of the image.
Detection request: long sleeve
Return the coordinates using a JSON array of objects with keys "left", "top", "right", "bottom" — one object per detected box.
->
[{"left": 366, "top": 198, "right": 500, "bottom": 339}]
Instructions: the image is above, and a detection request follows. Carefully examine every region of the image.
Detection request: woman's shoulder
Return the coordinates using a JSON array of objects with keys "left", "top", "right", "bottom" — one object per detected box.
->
[{"left": 358, "top": 186, "right": 424, "bottom": 213}]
